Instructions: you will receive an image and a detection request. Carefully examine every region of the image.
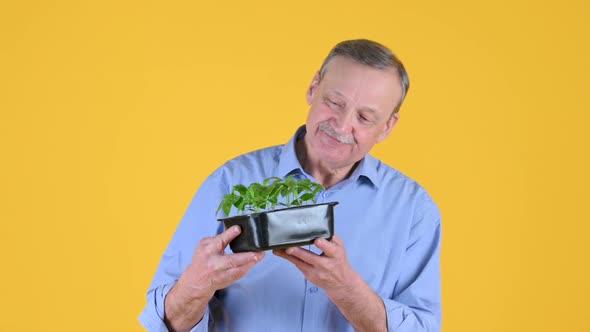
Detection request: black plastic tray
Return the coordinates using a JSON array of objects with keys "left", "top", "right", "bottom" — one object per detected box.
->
[{"left": 218, "top": 202, "right": 338, "bottom": 253}]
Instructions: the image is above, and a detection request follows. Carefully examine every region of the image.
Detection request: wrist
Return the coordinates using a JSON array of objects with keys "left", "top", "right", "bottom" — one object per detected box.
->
[
  {"left": 325, "top": 271, "right": 366, "bottom": 303},
  {"left": 164, "top": 282, "right": 212, "bottom": 332},
  {"left": 175, "top": 276, "right": 215, "bottom": 303},
  {"left": 324, "top": 275, "right": 387, "bottom": 332}
]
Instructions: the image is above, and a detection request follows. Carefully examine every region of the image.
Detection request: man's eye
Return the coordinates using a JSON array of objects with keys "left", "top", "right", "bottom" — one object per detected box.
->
[
  {"left": 324, "top": 98, "right": 341, "bottom": 108},
  {"left": 359, "top": 114, "right": 372, "bottom": 124}
]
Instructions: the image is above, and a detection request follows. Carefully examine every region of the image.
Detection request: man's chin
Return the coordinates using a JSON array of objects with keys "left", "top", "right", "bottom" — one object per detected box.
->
[{"left": 318, "top": 151, "right": 355, "bottom": 167}]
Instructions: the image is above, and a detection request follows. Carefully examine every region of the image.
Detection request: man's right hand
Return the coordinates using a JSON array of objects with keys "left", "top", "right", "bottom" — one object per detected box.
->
[{"left": 164, "top": 225, "right": 265, "bottom": 332}]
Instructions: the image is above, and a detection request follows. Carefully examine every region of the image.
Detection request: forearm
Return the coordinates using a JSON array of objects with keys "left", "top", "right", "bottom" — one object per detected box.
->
[
  {"left": 164, "top": 283, "right": 212, "bottom": 332},
  {"left": 326, "top": 274, "right": 387, "bottom": 332}
]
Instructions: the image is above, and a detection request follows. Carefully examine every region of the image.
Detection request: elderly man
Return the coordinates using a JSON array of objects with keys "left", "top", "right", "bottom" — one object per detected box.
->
[{"left": 140, "top": 39, "right": 442, "bottom": 332}]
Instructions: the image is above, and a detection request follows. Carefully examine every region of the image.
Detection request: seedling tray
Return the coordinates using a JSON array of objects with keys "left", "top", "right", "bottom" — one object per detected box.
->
[{"left": 218, "top": 202, "right": 338, "bottom": 253}]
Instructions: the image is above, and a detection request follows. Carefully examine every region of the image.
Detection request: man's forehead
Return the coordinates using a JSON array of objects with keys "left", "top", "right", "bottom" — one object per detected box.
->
[
  {"left": 319, "top": 58, "right": 402, "bottom": 111},
  {"left": 321, "top": 58, "right": 400, "bottom": 90}
]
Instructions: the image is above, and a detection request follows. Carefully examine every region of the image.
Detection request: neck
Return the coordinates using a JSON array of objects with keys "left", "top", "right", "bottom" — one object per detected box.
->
[{"left": 295, "top": 138, "right": 357, "bottom": 189}]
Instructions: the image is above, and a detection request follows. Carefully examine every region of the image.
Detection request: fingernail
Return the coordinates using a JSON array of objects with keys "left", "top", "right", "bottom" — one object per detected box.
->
[
  {"left": 316, "top": 238, "right": 324, "bottom": 245},
  {"left": 233, "top": 226, "right": 240, "bottom": 233},
  {"left": 286, "top": 247, "right": 294, "bottom": 254},
  {"left": 253, "top": 254, "right": 259, "bottom": 261}
]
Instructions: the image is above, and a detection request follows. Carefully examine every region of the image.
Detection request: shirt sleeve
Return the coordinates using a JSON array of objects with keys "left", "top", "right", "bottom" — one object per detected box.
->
[
  {"left": 138, "top": 169, "right": 228, "bottom": 332},
  {"left": 384, "top": 191, "right": 442, "bottom": 331},
  {"left": 138, "top": 283, "right": 211, "bottom": 332}
]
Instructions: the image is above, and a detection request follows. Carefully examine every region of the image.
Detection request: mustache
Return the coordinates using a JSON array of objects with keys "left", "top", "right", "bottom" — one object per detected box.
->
[{"left": 319, "top": 123, "right": 355, "bottom": 145}]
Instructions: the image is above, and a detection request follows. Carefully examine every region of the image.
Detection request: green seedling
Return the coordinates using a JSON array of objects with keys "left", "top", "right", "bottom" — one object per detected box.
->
[{"left": 216, "top": 175, "right": 324, "bottom": 216}]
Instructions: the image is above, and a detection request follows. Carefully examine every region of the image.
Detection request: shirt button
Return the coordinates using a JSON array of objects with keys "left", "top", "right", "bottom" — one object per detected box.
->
[{"left": 309, "top": 287, "right": 319, "bottom": 293}]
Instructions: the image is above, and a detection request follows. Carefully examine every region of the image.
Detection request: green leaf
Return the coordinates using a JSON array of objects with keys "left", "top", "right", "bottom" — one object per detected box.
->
[
  {"left": 269, "top": 181, "right": 283, "bottom": 196},
  {"left": 216, "top": 202, "right": 224, "bottom": 215},
  {"left": 233, "top": 184, "right": 248, "bottom": 196},
  {"left": 216, "top": 193, "right": 236, "bottom": 215},
  {"left": 246, "top": 185, "right": 257, "bottom": 200},
  {"left": 300, "top": 193, "right": 314, "bottom": 202},
  {"left": 280, "top": 186, "right": 290, "bottom": 197},
  {"left": 263, "top": 176, "right": 282, "bottom": 186},
  {"left": 233, "top": 196, "right": 244, "bottom": 209}
]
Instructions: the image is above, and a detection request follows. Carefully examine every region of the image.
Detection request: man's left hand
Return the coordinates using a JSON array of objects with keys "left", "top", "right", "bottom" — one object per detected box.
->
[
  {"left": 273, "top": 235, "right": 360, "bottom": 294},
  {"left": 274, "top": 235, "right": 387, "bottom": 332}
]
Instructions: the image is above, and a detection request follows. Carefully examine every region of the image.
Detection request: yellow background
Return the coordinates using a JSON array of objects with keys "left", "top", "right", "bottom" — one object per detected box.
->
[{"left": 1, "top": 0, "right": 589, "bottom": 331}]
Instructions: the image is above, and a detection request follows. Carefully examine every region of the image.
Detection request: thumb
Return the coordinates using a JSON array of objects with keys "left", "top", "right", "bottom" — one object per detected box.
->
[{"left": 216, "top": 225, "right": 242, "bottom": 249}]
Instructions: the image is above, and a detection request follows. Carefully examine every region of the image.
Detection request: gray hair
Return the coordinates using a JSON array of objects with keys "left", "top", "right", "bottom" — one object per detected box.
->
[{"left": 318, "top": 39, "right": 410, "bottom": 115}]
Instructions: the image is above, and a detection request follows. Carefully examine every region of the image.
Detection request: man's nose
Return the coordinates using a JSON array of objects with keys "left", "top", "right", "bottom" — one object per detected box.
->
[{"left": 332, "top": 109, "right": 354, "bottom": 133}]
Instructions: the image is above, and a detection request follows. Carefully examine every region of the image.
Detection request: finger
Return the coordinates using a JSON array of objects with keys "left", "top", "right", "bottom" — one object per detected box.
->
[
  {"left": 215, "top": 225, "right": 242, "bottom": 250},
  {"left": 331, "top": 235, "right": 344, "bottom": 245},
  {"left": 273, "top": 249, "right": 313, "bottom": 272},
  {"left": 314, "top": 237, "right": 340, "bottom": 257},
  {"left": 212, "top": 254, "right": 264, "bottom": 286},
  {"left": 212, "top": 251, "right": 264, "bottom": 270},
  {"left": 283, "top": 246, "right": 324, "bottom": 266},
  {"left": 273, "top": 249, "right": 304, "bottom": 264}
]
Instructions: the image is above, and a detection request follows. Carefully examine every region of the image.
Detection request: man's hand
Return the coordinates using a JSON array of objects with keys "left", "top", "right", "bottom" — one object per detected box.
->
[
  {"left": 273, "top": 235, "right": 387, "bottom": 332},
  {"left": 272, "top": 235, "right": 356, "bottom": 293},
  {"left": 165, "top": 226, "right": 265, "bottom": 332},
  {"left": 178, "top": 225, "right": 265, "bottom": 298}
]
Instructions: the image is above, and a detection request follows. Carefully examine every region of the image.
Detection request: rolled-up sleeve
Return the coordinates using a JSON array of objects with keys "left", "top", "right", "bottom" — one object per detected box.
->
[{"left": 139, "top": 282, "right": 211, "bottom": 332}]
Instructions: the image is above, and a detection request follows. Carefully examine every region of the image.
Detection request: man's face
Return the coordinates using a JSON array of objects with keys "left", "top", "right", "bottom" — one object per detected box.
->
[{"left": 304, "top": 56, "right": 402, "bottom": 169}]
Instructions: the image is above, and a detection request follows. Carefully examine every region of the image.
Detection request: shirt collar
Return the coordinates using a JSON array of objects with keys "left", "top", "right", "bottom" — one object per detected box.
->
[
  {"left": 277, "top": 125, "right": 307, "bottom": 178},
  {"left": 277, "top": 125, "right": 379, "bottom": 188},
  {"left": 348, "top": 153, "right": 379, "bottom": 189}
]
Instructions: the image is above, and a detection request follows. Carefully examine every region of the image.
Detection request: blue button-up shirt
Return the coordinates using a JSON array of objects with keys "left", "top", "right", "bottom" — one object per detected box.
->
[{"left": 139, "top": 126, "right": 442, "bottom": 331}]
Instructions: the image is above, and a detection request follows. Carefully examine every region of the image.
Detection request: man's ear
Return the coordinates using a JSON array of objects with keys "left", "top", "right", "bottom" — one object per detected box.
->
[
  {"left": 377, "top": 112, "right": 399, "bottom": 143},
  {"left": 306, "top": 72, "right": 321, "bottom": 105}
]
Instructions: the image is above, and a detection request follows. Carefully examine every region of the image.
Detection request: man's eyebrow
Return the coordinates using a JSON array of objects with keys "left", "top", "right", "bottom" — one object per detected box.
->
[
  {"left": 358, "top": 107, "right": 377, "bottom": 113},
  {"left": 329, "top": 91, "right": 346, "bottom": 100}
]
